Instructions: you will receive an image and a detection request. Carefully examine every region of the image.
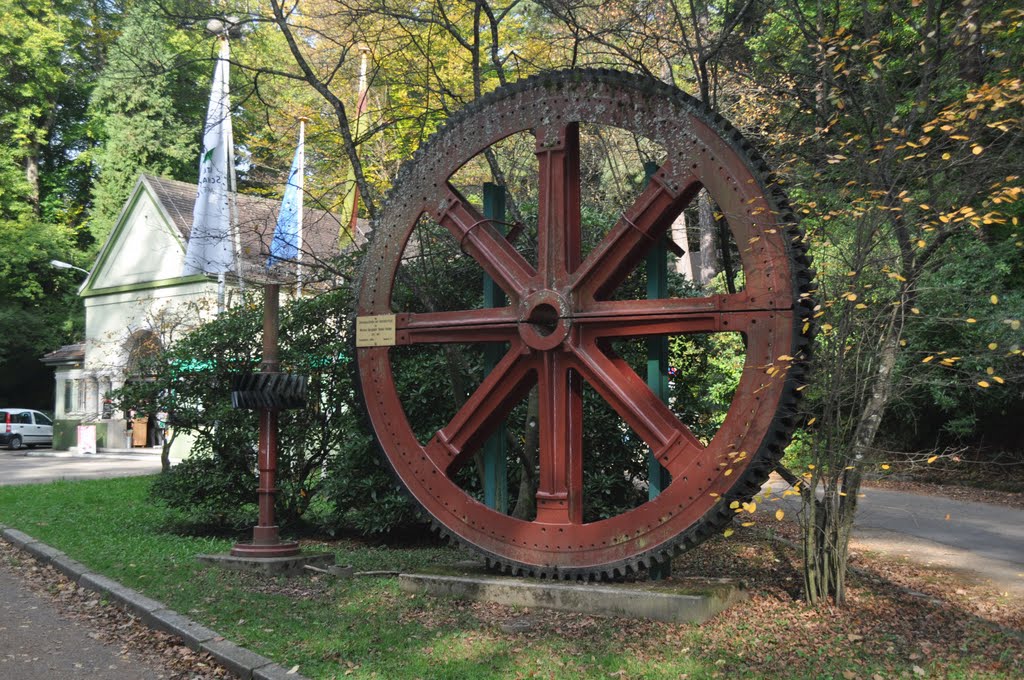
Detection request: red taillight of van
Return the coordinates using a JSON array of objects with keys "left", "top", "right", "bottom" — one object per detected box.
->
[{"left": 4, "top": 413, "right": 10, "bottom": 433}]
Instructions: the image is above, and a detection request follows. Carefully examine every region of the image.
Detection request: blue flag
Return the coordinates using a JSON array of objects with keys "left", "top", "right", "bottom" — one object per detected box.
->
[{"left": 268, "top": 134, "right": 304, "bottom": 267}]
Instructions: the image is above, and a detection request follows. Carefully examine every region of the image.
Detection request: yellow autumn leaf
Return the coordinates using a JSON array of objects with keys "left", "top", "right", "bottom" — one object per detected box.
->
[
  {"left": 916, "top": 239, "right": 926, "bottom": 248},
  {"left": 988, "top": 342, "right": 998, "bottom": 350},
  {"left": 777, "top": 355, "right": 794, "bottom": 361},
  {"left": 723, "top": 528, "right": 734, "bottom": 538},
  {"left": 855, "top": 303, "right": 868, "bottom": 309},
  {"left": 1012, "top": 320, "right": 1021, "bottom": 331},
  {"left": 741, "top": 522, "right": 755, "bottom": 527},
  {"left": 927, "top": 455, "right": 938, "bottom": 464},
  {"left": 729, "top": 500, "right": 740, "bottom": 509},
  {"left": 994, "top": 376, "right": 1005, "bottom": 384},
  {"left": 945, "top": 513, "right": 950, "bottom": 521},
  {"left": 911, "top": 307, "right": 921, "bottom": 314},
  {"left": 972, "top": 145, "right": 984, "bottom": 155},
  {"left": 986, "top": 366, "right": 995, "bottom": 375},
  {"left": 846, "top": 293, "right": 858, "bottom": 301},
  {"left": 991, "top": 294, "right": 999, "bottom": 304},
  {"left": 881, "top": 464, "right": 890, "bottom": 470},
  {"left": 807, "top": 417, "right": 816, "bottom": 426},
  {"left": 922, "top": 356, "right": 934, "bottom": 363},
  {"left": 966, "top": 318, "right": 977, "bottom": 324},
  {"left": 919, "top": 203, "right": 930, "bottom": 210},
  {"left": 742, "top": 502, "right": 757, "bottom": 514},
  {"left": 978, "top": 380, "right": 990, "bottom": 388},
  {"left": 776, "top": 509, "right": 785, "bottom": 521},
  {"left": 724, "top": 468, "right": 733, "bottom": 476}
]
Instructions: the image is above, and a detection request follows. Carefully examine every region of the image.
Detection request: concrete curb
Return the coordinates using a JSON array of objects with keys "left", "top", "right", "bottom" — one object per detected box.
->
[{"left": 0, "top": 527, "right": 308, "bottom": 680}]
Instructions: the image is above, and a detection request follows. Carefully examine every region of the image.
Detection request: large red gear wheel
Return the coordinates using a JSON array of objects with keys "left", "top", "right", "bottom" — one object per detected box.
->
[{"left": 354, "top": 70, "right": 814, "bottom": 579}]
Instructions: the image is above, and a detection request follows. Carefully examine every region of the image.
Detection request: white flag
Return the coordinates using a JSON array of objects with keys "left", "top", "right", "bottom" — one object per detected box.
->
[{"left": 183, "top": 39, "right": 234, "bottom": 276}]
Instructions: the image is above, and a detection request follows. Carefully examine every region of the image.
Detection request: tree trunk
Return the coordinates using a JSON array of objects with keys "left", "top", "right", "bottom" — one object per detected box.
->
[
  {"left": 698, "top": 191, "right": 718, "bottom": 284},
  {"left": 803, "top": 309, "right": 903, "bottom": 605},
  {"left": 25, "top": 151, "right": 40, "bottom": 215},
  {"left": 511, "top": 387, "right": 539, "bottom": 520},
  {"left": 160, "top": 429, "right": 176, "bottom": 473}
]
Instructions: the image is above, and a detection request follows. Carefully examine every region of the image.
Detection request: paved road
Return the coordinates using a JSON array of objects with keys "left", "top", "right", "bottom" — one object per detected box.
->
[
  {"left": 0, "top": 449, "right": 164, "bottom": 486},
  {"left": 0, "top": 449, "right": 182, "bottom": 678},
  {"left": 0, "top": 550, "right": 174, "bottom": 679},
  {"left": 762, "top": 477, "right": 1024, "bottom": 568},
  {"left": 854, "top": 486, "right": 1024, "bottom": 566}
]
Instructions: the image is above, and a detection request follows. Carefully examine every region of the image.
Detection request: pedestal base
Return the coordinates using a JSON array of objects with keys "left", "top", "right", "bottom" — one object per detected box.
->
[
  {"left": 197, "top": 551, "right": 334, "bottom": 577},
  {"left": 230, "top": 540, "right": 301, "bottom": 558}
]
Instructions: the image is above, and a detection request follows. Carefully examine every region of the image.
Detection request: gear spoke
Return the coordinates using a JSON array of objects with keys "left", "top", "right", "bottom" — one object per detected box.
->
[
  {"left": 535, "top": 351, "right": 584, "bottom": 525},
  {"left": 572, "top": 163, "right": 700, "bottom": 302},
  {"left": 571, "top": 341, "right": 704, "bottom": 469},
  {"left": 427, "top": 340, "right": 534, "bottom": 472},
  {"left": 435, "top": 186, "right": 536, "bottom": 302},
  {"left": 535, "top": 123, "right": 582, "bottom": 287},
  {"left": 396, "top": 308, "right": 519, "bottom": 345},
  {"left": 573, "top": 294, "right": 784, "bottom": 339}
]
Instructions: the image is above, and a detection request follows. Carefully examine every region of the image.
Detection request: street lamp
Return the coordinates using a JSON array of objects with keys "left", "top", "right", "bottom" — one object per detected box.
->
[{"left": 50, "top": 259, "right": 90, "bottom": 276}]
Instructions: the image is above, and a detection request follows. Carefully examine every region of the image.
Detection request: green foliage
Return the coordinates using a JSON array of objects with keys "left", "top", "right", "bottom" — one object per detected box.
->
[
  {"left": 114, "top": 282, "right": 420, "bottom": 536},
  {"left": 887, "top": 232, "right": 1024, "bottom": 449},
  {"left": 149, "top": 449, "right": 258, "bottom": 533},
  {"left": 0, "top": 215, "right": 83, "bottom": 407},
  {"left": 86, "top": 0, "right": 204, "bottom": 241}
]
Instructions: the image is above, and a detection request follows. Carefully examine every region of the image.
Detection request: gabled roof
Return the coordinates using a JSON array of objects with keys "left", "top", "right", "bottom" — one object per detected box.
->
[
  {"left": 143, "top": 174, "right": 348, "bottom": 271},
  {"left": 40, "top": 343, "right": 85, "bottom": 366},
  {"left": 82, "top": 173, "right": 357, "bottom": 296}
]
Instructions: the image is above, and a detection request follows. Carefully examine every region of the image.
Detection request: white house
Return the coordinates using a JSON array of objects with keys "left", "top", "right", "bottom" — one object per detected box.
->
[{"left": 44, "top": 173, "right": 348, "bottom": 450}]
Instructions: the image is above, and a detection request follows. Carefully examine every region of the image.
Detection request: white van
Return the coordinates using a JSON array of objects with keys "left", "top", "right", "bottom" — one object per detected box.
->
[{"left": 1, "top": 409, "right": 54, "bottom": 450}]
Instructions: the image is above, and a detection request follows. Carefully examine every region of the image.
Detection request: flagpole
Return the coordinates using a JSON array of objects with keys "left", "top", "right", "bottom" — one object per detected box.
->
[
  {"left": 295, "top": 117, "right": 307, "bottom": 297},
  {"left": 223, "top": 35, "right": 243, "bottom": 306},
  {"left": 218, "top": 36, "right": 231, "bottom": 314},
  {"left": 350, "top": 46, "right": 370, "bottom": 238},
  {"left": 228, "top": 102, "right": 243, "bottom": 297}
]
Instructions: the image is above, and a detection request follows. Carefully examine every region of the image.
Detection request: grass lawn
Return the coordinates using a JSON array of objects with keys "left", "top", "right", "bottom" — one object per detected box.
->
[{"left": 0, "top": 475, "right": 1020, "bottom": 679}]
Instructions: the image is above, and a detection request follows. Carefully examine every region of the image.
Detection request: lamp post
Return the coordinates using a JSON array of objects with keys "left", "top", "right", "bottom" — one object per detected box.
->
[{"left": 50, "top": 259, "right": 90, "bottom": 276}]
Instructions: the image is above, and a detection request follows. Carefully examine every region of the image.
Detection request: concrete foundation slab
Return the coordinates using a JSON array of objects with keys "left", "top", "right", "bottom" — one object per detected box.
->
[
  {"left": 399, "top": 570, "right": 746, "bottom": 624},
  {"left": 197, "top": 551, "right": 334, "bottom": 576}
]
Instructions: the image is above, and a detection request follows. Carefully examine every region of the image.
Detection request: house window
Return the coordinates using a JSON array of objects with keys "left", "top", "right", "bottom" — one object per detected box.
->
[{"left": 64, "top": 380, "right": 73, "bottom": 414}]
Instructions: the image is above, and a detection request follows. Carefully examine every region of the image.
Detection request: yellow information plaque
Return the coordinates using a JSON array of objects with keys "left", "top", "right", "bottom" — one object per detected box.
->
[{"left": 356, "top": 314, "right": 397, "bottom": 347}]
